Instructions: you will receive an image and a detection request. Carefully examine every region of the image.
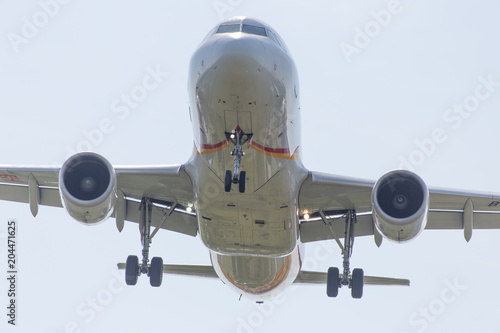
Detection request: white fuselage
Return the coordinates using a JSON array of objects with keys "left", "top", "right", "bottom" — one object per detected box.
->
[{"left": 184, "top": 18, "right": 308, "bottom": 300}]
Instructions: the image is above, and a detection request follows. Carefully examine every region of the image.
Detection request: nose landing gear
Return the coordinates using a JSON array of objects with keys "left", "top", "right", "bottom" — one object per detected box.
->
[{"left": 224, "top": 128, "right": 252, "bottom": 193}]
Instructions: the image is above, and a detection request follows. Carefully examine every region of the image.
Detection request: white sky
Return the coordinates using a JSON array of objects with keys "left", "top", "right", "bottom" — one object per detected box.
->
[{"left": 1, "top": 1, "right": 500, "bottom": 332}]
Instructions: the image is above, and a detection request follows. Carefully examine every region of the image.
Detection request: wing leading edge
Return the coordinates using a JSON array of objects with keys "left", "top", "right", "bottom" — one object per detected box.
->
[
  {"left": 0, "top": 164, "right": 198, "bottom": 237},
  {"left": 298, "top": 171, "right": 500, "bottom": 244},
  {"left": 2, "top": 164, "right": 500, "bottom": 242}
]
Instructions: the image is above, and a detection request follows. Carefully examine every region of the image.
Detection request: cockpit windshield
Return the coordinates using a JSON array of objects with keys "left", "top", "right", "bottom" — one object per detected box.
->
[
  {"left": 216, "top": 24, "right": 267, "bottom": 37},
  {"left": 241, "top": 24, "right": 266, "bottom": 36},
  {"left": 216, "top": 24, "right": 240, "bottom": 34},
  {"left": 211, "top": 20, "right": 288, "bottom": 53}
]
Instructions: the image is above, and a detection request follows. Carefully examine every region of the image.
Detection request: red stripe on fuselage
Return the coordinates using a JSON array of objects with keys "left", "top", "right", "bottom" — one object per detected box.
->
[
  {"left": 248, "top": 140, "right": 289, "bottom": 154},
  {"left": 197, "top": 140, "right": 229, "bottom": 154}
]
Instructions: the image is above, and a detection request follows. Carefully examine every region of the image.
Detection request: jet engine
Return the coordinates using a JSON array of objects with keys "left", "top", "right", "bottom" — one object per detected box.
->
[
  {"left": 59, "top": 152, "right": 117, "bottom": 224},
  {"left": 371, "top": 170, "right": 429, "bottom": 243}
]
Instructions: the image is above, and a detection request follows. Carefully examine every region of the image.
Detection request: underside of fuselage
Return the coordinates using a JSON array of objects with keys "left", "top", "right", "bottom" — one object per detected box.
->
[
  {"left": 210, "top": 245, "right": 303, "bottom": 300},
  {"left": 186, "top": 17, "right": 306, "bottom": 258},
  {"left": 183, "top": 17, "right": 307, "bottom": 299}
]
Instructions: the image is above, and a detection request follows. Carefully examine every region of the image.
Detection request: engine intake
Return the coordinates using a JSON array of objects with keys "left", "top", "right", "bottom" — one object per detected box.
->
[
  {"left": 372, "top": 170, "right": 429, "bottom": 243},
  {"left": 59, "top": 152, "right": 117, "bottom": 224}
]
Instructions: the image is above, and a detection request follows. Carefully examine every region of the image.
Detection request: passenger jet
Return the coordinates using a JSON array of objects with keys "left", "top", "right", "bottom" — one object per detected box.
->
[{"left": 1, "top": 17, "right": 499, "bottom": 301}]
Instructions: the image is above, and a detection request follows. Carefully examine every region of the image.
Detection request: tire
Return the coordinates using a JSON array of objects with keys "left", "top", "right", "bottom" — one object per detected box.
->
[
  {"left": 351, "top": 268, "right": 364, "bottom": 299},
  {"left": 224, "top": 170, "right": 232, "bottom": 192},
  {"left": 239, "top": 171, "right": 246, "bottom": 193},
  {"left": 326, "top": 267, "right": 340, "bottom": 297},
  {"left": 125, "top": 255, "right": 139, "bottom": 286},
  {"left": 149, "top": 257, "right": 163, "bottom": 287}
]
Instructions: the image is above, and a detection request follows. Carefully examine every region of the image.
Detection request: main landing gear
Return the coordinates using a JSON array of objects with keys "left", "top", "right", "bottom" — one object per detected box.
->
[
  {"left": 124, "top": 198, "right": 174, "bottom": 287},
  {"left": 224, "top": 129, "right": 252, "bottom": 193},
  {"left": 322, "top": 210, "right": 364, "bottom": 298}
]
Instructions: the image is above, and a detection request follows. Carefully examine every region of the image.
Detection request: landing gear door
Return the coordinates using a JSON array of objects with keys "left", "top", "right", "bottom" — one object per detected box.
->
[{"left": 224, "top": 111, "right": 252, "bottom": 134}]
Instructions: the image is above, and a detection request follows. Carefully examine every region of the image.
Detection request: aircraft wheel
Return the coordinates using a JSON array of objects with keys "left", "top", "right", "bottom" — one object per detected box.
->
[
  {"left": 149, "top": 257, "right": 163, "bottom": 287},
  {"left": 326, "top": 267, "right": 340, "bottom": 297},
  {"left": 224, "top": 170, "right": 232, "bottom": 192},
  {"left": 351, "top": 268, "right": 364, "bottom": 299},
  {"left": 125, "top": 255, "right": 139, "bottom": 286},
  {"left": 239, "top": 171, "right": 246, "bottom": 193}
]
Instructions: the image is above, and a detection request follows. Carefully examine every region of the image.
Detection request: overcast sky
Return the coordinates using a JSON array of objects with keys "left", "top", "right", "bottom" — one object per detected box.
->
[{"left": 1, "top": 1, "right": 500, "bottom": 332}]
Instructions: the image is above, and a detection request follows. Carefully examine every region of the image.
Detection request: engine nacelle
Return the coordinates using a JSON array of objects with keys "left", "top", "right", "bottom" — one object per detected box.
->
[
  {"left": 372, "top": 170, "right": 429, "bottom": 243},
  {"left": 59, "top": 152, "right": 117, "bottom": 225}
]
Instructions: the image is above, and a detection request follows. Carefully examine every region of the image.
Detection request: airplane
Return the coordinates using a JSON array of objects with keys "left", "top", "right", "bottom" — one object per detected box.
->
[{"left": 1, "top": 16, "right": 500, "bottom": 301}]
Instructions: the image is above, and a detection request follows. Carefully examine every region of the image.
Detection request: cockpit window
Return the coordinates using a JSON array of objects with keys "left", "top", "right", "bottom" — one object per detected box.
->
[
  {"left": 216, "top": 24, "right": 268, "bottom": 37},
  {"left": 266, "top": 30, "right": 281, "bottom": 46},
  {"left": 217, "top": 24, "right": 240, "bottom": 34},
  {"left": 267, "top": 29, "right": 289, "bottom": 53},
  {"left": 241, "top": 24, "right": 267, "bottom": 37},
  {"left": 212, "top": 22, "right": 288, "bottom": 52}
]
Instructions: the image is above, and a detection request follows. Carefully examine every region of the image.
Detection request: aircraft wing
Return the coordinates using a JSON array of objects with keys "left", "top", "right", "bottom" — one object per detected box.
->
[
  {"left": 298, "top": 171, "right": 500, "bottom": 243},
  {"left": 0, "top": 164, "right": 198, "bottom": 237}
]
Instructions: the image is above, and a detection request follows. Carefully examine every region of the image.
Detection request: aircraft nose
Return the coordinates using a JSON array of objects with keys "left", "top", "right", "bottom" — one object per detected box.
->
[{"left": 211, "top": 35, "right": 267, "bottom": 74}]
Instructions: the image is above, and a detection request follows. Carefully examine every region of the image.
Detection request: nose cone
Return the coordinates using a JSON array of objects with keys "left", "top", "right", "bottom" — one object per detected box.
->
[{"left": 211, "top": 35, "right": 267, "bottom": 78}]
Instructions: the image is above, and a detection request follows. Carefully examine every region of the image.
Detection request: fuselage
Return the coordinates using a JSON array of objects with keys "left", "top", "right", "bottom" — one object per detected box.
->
[{"left": 184, "top": 17, "right": 308, "bottom": 300}]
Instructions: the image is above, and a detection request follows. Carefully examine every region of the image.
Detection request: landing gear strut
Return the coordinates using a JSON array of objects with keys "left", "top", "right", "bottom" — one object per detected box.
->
[
  {"left": 323, "top": 210, "right": 364, "bottom": 299},
  {"left": 224, "top": 129, "right": 252, "bottom": 193},
  {"left": 124, "top": 198, "right": 172, "bottom": 287}
]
